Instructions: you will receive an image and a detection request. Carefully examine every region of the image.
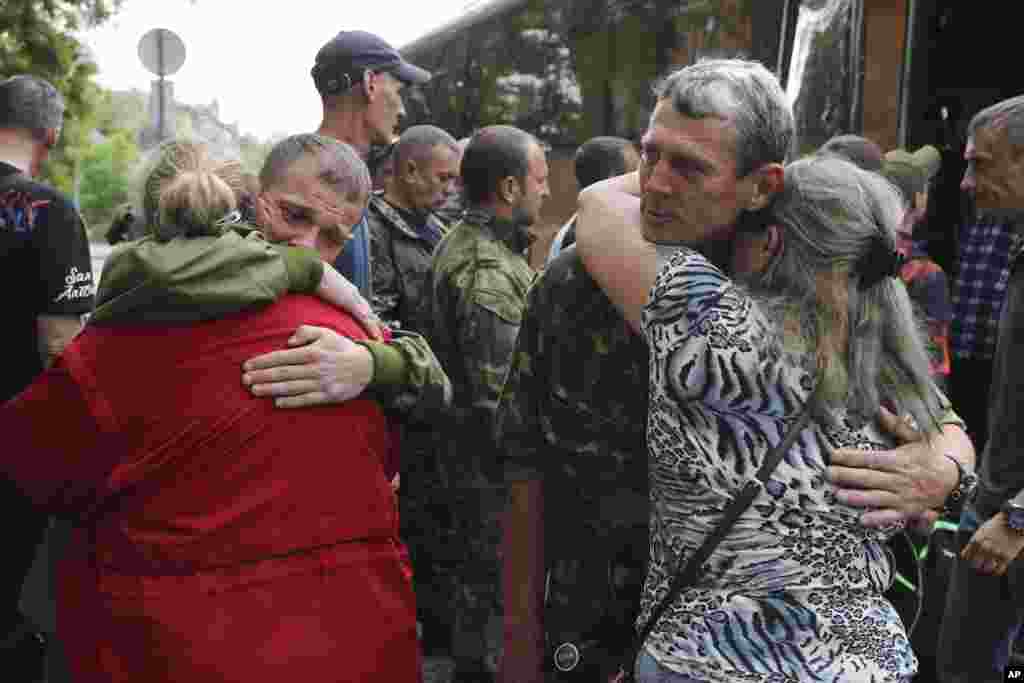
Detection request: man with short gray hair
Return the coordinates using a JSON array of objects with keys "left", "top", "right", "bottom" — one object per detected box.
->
[
  {"left": 500, "top": 58, "right": 976, "bottom": 682},
  {"left": 939, "top": 93, "right": 1024, "bottom": 683},
  {"left": 257, "top": 132, "right": 372, "bottom": 261},
  {"left": 243, "top": 133, "right": 451, "bottom": 427},
  {"left": 364, "top": 123, "right": 460, "bottom": 673},
  {"left": 368, "top": 124, "right": 459, "bottom": 333},
  {"left": 0, "top": 74, "right": 93, "bottom": 677}
]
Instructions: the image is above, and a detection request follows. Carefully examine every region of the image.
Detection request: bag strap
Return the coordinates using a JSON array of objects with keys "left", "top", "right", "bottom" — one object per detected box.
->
[{"left": 631, "top": 401, "right": 815, "bottom": 655}]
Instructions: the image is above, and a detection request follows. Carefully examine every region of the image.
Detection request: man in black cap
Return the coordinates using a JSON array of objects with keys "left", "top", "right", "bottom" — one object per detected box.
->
[{"left": 310, "top": 30, "right": 431, "bottom": 299}]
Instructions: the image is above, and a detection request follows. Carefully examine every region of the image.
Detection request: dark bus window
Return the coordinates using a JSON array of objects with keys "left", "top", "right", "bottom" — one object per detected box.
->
[
  {"left": 401, "top": 0, "right": 787, "bottom": 148},
  {"left": 399, "top": 0, "right": 788, "bottom": 232},
  {"left": 785, "top": 0, "right": 859, "bottom": 155}
]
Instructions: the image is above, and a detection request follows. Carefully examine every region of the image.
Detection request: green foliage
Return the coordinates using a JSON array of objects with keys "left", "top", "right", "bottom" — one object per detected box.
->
[
  {"left": 94, "top": 88, "right": 148, "bottom": 134},
  {"left": 78, "top": 128, "right": 139, "bottom": 230}
]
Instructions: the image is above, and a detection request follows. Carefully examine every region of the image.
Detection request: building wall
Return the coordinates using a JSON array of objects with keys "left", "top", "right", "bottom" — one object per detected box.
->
[{"left": 861, "top": 0, "right": 907, "bottom": 151}]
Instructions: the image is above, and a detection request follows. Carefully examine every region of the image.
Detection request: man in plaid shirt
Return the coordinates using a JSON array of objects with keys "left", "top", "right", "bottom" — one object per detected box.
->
[{"left": 950, "top": 216, "right": 1024, "bottom": 452}]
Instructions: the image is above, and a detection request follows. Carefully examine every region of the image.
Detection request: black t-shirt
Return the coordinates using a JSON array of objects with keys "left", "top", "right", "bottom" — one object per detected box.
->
[{"left": 0, "top": 161, "right": 93, "bottom": 403}]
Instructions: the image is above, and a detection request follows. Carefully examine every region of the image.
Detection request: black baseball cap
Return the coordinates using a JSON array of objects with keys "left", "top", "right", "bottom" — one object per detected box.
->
[{"left": 312, "top": 31, "right": 431, "bottom": 94}]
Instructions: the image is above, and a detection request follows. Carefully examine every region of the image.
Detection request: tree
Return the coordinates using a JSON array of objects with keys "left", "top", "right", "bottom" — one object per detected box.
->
[
  {"left": 0, "top": 0, "right": 123, "bottom": 193},
  {"left": 78, "top": 128, "right": 139, "bottom": 232}
]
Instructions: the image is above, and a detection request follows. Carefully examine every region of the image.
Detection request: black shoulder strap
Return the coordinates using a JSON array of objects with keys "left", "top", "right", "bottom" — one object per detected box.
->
[{"left": 632, "top": 401, "right": 815, "bottom": 652}]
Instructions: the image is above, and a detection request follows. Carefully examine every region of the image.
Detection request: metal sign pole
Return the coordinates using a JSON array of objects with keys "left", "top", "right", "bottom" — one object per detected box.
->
[
  {"left": 138, "top": 27, "right": 186, "bottom": 146},
  {"left": 158, "top": 30, "right": 165, "bottom": 140}
]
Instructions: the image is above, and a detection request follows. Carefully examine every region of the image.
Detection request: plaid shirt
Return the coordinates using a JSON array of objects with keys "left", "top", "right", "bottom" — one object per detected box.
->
[{"left": 951, "top": 219, "right": 1024, "bottom": 360}]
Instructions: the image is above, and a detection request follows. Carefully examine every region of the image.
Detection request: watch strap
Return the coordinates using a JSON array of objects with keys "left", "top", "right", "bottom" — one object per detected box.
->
[{"left": 941, "top": 454, "right": 977, "bottom": 520}]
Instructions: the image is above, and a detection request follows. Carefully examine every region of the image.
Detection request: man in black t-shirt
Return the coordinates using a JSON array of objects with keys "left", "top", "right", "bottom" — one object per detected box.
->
[{"left": 0, "top": 75, "right": 93, "bottom": 675}]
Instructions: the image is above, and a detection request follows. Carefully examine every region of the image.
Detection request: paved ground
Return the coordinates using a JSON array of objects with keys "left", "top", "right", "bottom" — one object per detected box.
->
[{"left": 91, "top": 242, "right": 112, "bottom": 284}]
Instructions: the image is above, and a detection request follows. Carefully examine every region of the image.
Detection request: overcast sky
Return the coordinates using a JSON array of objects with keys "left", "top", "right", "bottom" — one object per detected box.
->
[{"left": 79, "top": 0, "right": 476, "bottom": 140}]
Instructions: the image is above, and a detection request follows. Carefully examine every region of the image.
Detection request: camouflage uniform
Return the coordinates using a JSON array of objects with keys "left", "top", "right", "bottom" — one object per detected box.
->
[
  {"left": 365, "top": 194, "right": 455, "bottom": 661},
  {"left": 359, "top": 330, "right": 452, "bottom": 425},
  {"left": 495, "top": 245, "right": 650, "bottom": 677},
  {"left": 367, "top": 193, "right": 449, "bottom": 334},
  {"left": 424, "top": 207, "right": 535, "bottom": 676}
]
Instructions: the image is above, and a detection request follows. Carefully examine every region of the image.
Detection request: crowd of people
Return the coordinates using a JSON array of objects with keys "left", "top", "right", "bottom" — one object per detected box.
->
[{"left": 2, "top": 23, "right": 1024, "bottom": 683}]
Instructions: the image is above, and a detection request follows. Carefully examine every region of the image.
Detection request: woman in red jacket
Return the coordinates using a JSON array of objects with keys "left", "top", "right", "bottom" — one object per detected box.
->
[{"left": 0, "top": 138, "right": 417, "bottom": 682}]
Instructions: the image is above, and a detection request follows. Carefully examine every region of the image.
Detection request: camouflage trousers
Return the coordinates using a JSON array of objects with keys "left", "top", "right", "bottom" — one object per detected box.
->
[
  {"left": 400, "top": 437, "right": 505, "bottom": 675},
  {"left": 448, "top": 484, "right": 505, "bottom": 674}
]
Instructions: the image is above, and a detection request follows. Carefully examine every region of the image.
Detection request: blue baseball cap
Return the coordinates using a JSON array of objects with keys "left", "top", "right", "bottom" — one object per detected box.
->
[{"left": 312, "top": 30, "right": 431, "bottom": 94}]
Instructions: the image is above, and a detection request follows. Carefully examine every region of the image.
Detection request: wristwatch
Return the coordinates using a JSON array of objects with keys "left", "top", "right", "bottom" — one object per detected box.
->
[
  {"left": 940, "top": 454, "right": 978, "bottom": 519},
  {"left": 1002, "top": 501, "right": 1024, "bottom": 533}
]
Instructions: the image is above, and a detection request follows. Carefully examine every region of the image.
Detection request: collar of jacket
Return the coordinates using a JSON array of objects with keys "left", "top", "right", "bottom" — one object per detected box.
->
[
  {"left": 369, "top": 193, "right": 446, "bottom": 242},
  {"left": 461, "top": 206, "right": 534, "bottom": 256}
]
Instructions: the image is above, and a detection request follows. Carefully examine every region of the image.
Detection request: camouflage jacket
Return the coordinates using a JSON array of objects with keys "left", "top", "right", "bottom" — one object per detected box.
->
[
  {"left": 425, "top": 207, "right": 535, "bottom": 482},
  {"left": 496, "top": 245, "right": 649, "bottom": 540},
  {"left": 495, "top": 245, "right": 650, "bottom": 640},
  {"left": 367, "top": 193, "right": 448, "bottom": 334}
]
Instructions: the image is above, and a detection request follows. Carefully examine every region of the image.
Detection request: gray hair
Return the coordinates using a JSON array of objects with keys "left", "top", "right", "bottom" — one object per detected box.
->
[
  {"left": 819, "top": 134, "right": 885, "bottom": 172},
  {"left": 656, "top": 58, "right": 794, "bottom": 176},
  {"left": 260, "top": 133, "right": 370, "bottom": 201},
  {"left": 748, "top": 154, "right": 943, "bottom": 433},
  {"left": 0, "top": 75, "right": 65, "bottom": 135},
  {"left": 968, "top": 94, "right": 1024, "bottom": 151},
  {"left": 393, "top": 125, "right": 458, "bottom": 172}
]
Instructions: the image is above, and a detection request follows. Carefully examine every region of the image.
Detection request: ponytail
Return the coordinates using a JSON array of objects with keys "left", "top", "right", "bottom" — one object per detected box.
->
[
  {"left": 140, "top": 139, "right": 244, "bottom": 241},
  {"left": 155, "top": 168, "right": 237, "bottom": 241}
]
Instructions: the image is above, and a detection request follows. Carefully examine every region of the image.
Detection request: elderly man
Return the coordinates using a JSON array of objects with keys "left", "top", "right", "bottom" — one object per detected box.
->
[
  {"left": 424, "top": 124, "right": 547, "bottom": 681},
  {"left": 369, "top": 124, "right": 460, "bottom": 333},
  {"left": 498, "top": 58, "right": 976, "bottom": 682},
  {"left": 938, "top": 94, "right": 1024, "bottom": 683},
  {"left": 0, "top": 74, "right": 93, "bottom": 676}
]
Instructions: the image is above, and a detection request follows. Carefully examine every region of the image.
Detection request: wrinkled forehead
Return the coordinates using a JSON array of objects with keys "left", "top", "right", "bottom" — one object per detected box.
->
[
  {"left": 643, "top": 100, "right": 738, "bottom": 166},
  {"left": 421, "top": 143, "right": 461, "bottom": 170}
]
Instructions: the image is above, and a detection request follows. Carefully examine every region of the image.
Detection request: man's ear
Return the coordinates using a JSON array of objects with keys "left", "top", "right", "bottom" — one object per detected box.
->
[
  {"left": 44, "top": 128, "right": 59, "bottom": 149},
  {"left": 747, "top": 163, "right": 785, "bottom": 211},
  {"left": 360, "top": 70, "right": 375, "bottom": 100},
  {"left": 499, "top": 176, "right": 520, "bottom": 205},
  {"left": 403, "top": 158, "right": 420, "bottom": 184},
  {"left": 254, "top": 193, "right": 272, "bottom": 227}
]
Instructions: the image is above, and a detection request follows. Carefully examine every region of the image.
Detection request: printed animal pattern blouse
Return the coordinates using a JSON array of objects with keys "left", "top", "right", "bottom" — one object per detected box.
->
[{"left": 639, "top": 248, "right": 916, "bottom": 683}]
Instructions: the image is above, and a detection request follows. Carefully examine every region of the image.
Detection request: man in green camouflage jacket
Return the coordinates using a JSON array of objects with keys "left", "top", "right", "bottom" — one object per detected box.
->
[{"left": 424, "top": 125, "right": 547, "bottom": 681}]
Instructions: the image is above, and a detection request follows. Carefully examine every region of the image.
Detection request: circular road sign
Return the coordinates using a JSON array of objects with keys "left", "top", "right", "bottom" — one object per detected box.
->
[{"left": 138, "top": 28, "right": 186, "bottom": 77}]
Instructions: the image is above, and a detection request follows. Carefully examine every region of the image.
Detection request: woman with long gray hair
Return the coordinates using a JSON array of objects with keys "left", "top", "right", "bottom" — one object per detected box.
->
[{"left": 576, "top": 153, "right": 950, "bottom": 682}]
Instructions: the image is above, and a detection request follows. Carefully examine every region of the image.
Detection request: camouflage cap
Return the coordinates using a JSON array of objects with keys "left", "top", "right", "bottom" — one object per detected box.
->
[{"left": 885, "top": 145, "right": 941, "bottom": 181}]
